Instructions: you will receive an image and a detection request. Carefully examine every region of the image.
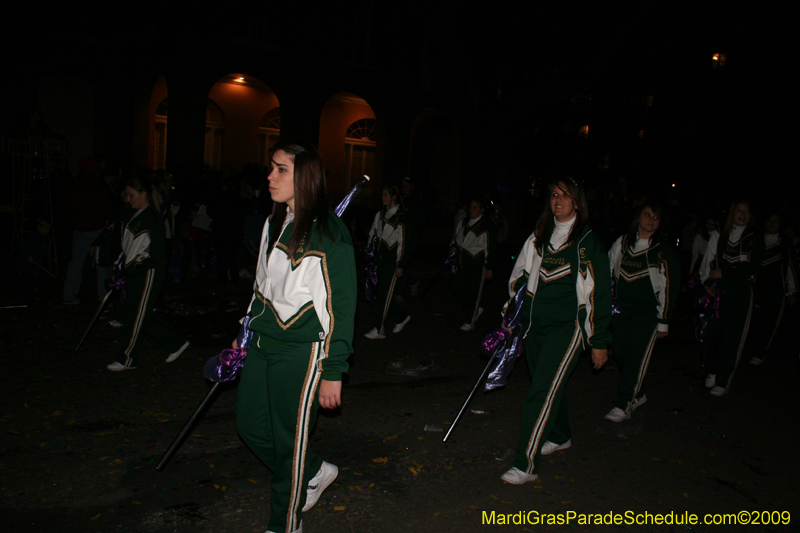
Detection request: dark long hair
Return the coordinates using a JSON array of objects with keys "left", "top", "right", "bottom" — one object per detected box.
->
[
  {"left": 533, "top": 177, "right": 589, "bottom": 252},
  {"left": 269, "top": 141, "right": 330, "bottom": 256},
  {"left": 124, "top": 174, "right": 160, "bottom": 212},
  {"left": 721, "top": 200, "right": 754, "bottom": 243},
  {"left": 626, "top": 203, "right": 663, "bottom": 247},
  {"left": 382, "top": 185, "right": 403, "bottom": 213}
]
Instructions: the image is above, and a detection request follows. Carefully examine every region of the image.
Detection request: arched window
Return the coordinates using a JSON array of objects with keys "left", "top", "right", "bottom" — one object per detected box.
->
[
  {"left": 204, "top": 99, "right": 224, "bottom": 169},
  {"left": 154, "top": 98, "right": 168, "bottom": 170},
  {"left": 258, "top": 107, "right": 281, "bottom": 166},
  {"left": 344, "top": 118, "right": 377, "bottom": 185}
]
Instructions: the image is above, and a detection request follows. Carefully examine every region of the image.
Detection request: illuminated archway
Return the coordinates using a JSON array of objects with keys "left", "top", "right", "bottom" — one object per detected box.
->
[
  {"left": 149, "top": 75, "right": 168, "bottom": 170},
  {"left": 207, "top": 73, "right": 279, "bottom": 170},
  {"left": 258, "top": 107, "right": 281, "bottom": 167},
  {"left": 319, "top": 92, "right": 377, "bottom": 205}
]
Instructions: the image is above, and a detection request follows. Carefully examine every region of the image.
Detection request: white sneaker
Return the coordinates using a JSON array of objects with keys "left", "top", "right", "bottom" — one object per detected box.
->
[
  {"left": 364, "top": 328, "right": 386, "bottom": 340},
  {"left": 604, "top": 407, "right": 630, "bottom": 422},
  {"left": 710, "top": 386, "right": 728, "bottom": 397},
  {"left": 500, "top": 467, "right": 538, "bottom": 484},
  {"left": 631, "top": 394, "right": 647, "bottom": 412},
  {"left": 107, "top": 361, "right": 136, "bottom": 371},
  {"left": 749, "top": 357, "right": 763, "bottom": 366},
  {"left": 459, "top": 323, "right": 474, "bottom": 331},
  {"left": 166, "top": 341, "right": 190, "bottom": 363},
  {"left": 704, "top": 374, "right": 716, "bottom": 388},
  {"left": 302, "top": 462, "right": 338, "bottom": 512},
  {"left": 540, "top": 439, "right": 572, "bottom": 455},
  {"left": 393, "top": 315, "right": 411, "bottom": 333}
]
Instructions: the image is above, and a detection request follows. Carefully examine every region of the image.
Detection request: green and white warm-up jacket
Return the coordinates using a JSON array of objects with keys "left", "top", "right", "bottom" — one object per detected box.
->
[
  {"left": 120, "top": 204, "right": 166, "bottom": 276},
  {"left": 608, "top": 235, "right": 680, "bottom": 330},
  {"left": 699, "top": 227, "right": 764, "bottom": 290},
  {"left": 450, "top": 215, "right": 497, "bottom": 271},
  {"left": 368, "top": 206, "right": 406, "bottom": 269},
  {"left": 246, "top": 211, "right": 357, "bottom": 381},
  {"left": 505, "top": 224, "right": 612, "bottom": 350}
]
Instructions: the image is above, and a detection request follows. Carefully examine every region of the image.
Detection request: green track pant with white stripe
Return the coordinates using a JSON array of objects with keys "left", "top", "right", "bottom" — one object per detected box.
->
[
  {"left": 611, "top": 312, "right": 657, "bottom": 412},
  {"left": 513, "top": 317, "right": 583, "bottom": 475},
  {"left": 235, "top": 336, "right": 325, "bottom": 533}
]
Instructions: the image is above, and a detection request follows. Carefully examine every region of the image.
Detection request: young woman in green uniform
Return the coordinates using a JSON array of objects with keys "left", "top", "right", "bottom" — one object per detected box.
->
[
  {"left": 450, "top": 198, "right": 497, "bottom": 331},
  {"left": 747, "top": 213, "right": 796, "bottom": 366},
  {"left": 234, "top": 142, "right": 357, "bottom": 533},
  {"left": 606, "top": 204, "right": 679, "bottom": 422},
  {"left": 364, "top": 185, "right": 410, "bottom": 339},
  {"left": 106, "top": 176, "right": 189, "bottom": 371},
  {"left": 699, "top": 201, "right": 763, "bottom": 396},
  {"left": 500, "top": 178, "right": 611, "bottom": 485}
]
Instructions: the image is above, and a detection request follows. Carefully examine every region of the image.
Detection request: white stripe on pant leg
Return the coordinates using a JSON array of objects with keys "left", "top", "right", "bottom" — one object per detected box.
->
[
  {"left": 123, "top": 269, "right": 154, "bottom": 367},
  {"left": 286, "top": 342, "right": 323, "bottom": 532},
  {"left": 470, "top": 266, "right": 487, "bottom": 325},
  {"left": 626, "top": 325, "right": 658, "bottom": 412},
  {"left": 523, "top": 327, "right": 582, "bottom": 474},
  {"left": 379, "top": 274, "right": 398, "bottom": 335},
  {"left": 724, "top": 287, "right": 754, "bottom": 391}
]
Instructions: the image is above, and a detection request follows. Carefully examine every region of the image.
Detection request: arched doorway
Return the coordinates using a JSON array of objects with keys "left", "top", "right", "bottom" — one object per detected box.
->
[
  {"left": 344, "top": 118, "right": 377, "bottom": 186},
  {"left": 258, "top": 107, "right": 281, "bottom": 167},
  {"left": 319, "top": 92, "right": 378, "bottom": 205},
  {"left": 207, "top": 73, "right": 279, "bottom": 170}
]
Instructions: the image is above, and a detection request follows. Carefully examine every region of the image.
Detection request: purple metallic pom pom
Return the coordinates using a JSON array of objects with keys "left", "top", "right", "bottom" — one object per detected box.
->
[
  {"left": 363, "top": 234, "right": 379, "bottom": 304},
  {"left": 104, "top": 276, "right": 128, "bottom": 299},
  {"left": 482, "top": 284, "right": 528, "bottom": 391},
  {"left": 204, "top": 317, "right": 254, "bottom": 382},
  {"left": 482, "top": 329, "right": 509, "bottom": 355}
]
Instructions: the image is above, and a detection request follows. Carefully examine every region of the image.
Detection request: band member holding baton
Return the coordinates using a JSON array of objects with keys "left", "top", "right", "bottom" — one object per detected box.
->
[
  {"left": 106, "top": 175, "right": 189, "bottom": 371},
  {"left": 234, "top": 142, "right": 356, "bottom": 533},
  {"left": 606, "top": 203, "right": 679, "bottom": 422},
  {"left": 449, "top": 197, "right": 496, "bottom": 331},
  {"left": 363, "top": 185, "right": 410, "bottom": 339},
  {"left": 499, "top": 177, "right": 611, "bottom": 485}
]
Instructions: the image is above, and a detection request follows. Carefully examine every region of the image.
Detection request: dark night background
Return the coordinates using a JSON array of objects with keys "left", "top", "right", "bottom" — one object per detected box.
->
[{"left": 2, "top": 3, "right": 795, "bottom": 251}]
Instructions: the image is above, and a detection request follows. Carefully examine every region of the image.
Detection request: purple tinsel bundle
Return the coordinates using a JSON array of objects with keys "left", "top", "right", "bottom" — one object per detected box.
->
[
  {"left": 695, "top": 281, "right": 724, "bottom": 344},
  {"left": 204, "top": 316, "right": 254, "bottom": 382},
  {"left": 104, "top": 276, "right": 128, "bottom": 299},
  {"left": 445, "top": 250, "right": 457, "bottom": 274},
  {"left": 363, "top": 234, "right": 379, "bottom": 304},
  {"left": 483, "top": 284, "right": 527, "bottom": 391},
  {"left": 335, "top": 175, "right": 369, "bottom": 217}
]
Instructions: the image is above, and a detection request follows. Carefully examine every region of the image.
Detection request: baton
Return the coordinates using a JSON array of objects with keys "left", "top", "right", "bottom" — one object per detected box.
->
[
  {"left": 74, "top": 289, "right": 114, "bottom": 352},
  {"left": 442, "top": 339, "right": 507, "bottom": 442},
  {"left": 156, "top": 382, "right": 221, "bottom": 471},
  {"left": 30, "top": 260, "right": 57, "bottom": 278},
  {"left": 420, "top": 252, "right": 456, "bottom": 300}
]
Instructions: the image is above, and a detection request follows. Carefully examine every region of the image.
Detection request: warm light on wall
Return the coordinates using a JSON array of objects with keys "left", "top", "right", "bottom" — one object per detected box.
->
[
  {"left": 578, "top": 125, "right": 589, "bottom": 137},
  {"left": 712, "top": 53, "right": 727, "bottom": 69}
]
